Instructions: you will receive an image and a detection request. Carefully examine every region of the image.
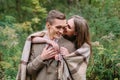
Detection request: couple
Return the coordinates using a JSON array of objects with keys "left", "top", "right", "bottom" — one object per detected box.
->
[{"left": 16, "top": 10, "right": 91, "bottom": 80}]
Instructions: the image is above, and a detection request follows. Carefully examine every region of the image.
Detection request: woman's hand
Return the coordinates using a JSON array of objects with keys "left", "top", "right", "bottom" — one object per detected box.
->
[{"left": 60, "top": 47, "right": 69, "bottom": 56}]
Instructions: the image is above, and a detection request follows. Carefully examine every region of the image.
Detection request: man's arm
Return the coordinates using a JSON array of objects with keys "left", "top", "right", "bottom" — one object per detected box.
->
[
  {"left": 27, "top": 45, "right": 57, "bottom": 75},
  {"left": 26, "top": 48, "right": 46, "bottom": 75}
]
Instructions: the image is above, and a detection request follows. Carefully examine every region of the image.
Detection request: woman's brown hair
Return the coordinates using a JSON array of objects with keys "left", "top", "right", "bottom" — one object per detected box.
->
[{"left": 71, "top": 15, "right": 91, "bottom": 49}]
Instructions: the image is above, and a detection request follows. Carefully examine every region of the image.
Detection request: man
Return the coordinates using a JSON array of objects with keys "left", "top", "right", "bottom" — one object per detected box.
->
[{"left": 16, "top": 10, "right": 76, "bottom": 80}]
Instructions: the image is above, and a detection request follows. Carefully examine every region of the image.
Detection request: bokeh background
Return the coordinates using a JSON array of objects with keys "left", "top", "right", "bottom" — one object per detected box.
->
[{"left": 0, "top": 0, "right": 120, "bottom": 80}]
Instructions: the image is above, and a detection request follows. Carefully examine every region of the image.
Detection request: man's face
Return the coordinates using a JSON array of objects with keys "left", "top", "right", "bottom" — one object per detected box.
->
[
  {"left": 48, "top": 19, "right": 67, "bottom": 39},
  {"left": 64, "top": 18, "right": 75, "bottom": 37}
]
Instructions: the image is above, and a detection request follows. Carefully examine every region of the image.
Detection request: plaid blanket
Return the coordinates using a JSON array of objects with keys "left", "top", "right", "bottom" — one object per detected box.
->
[{"left": 16, "top": 31, "right": 90, "bottom": 80}]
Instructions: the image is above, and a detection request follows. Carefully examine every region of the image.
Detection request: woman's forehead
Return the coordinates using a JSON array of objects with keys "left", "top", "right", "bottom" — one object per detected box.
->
[{"left": 67, "top": 18, "right": 75, "bottom": 29}]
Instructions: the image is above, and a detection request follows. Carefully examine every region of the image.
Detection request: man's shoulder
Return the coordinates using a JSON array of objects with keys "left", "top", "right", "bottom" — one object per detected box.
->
[
  {"left": 27, "top": 30, "right": 47, "bottom": 40},
  {"left": 30, "top": 30, "right": 47, "bottom": 37}
]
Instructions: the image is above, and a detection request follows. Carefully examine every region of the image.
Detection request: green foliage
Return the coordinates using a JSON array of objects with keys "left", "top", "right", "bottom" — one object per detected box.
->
[
  {"left": 39, "top": 0, "right": 69, "bottom": 12},
  {"left": 87, "top": 40, "right": 120, "bottom": 80},
  {"left": 87, "top": 31, "right": 120, "bottom": 80},
  {"left": 0, "top": 21, "right": 34, "bottom": 79},
  {"left": 0, "top": 0, "right": 47, "bottom": 31},
  {"left": 0, "top": 26, "right": 19, "bottom": 79}
]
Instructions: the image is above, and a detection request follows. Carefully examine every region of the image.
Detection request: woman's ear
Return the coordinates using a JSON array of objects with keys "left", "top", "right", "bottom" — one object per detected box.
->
[{"left": 46, "top": 22, "right": 50, "bottom": 29}]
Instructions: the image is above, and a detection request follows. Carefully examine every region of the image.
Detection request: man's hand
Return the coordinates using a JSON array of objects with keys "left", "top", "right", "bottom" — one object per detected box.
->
[{"left": 40, "top": 45, "right": 58, "bottom": 60}]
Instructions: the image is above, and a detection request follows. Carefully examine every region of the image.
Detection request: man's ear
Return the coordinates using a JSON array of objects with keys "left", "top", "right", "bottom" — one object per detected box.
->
[{"left": 46, "top": 22, "right": 50, "bottom": 29}]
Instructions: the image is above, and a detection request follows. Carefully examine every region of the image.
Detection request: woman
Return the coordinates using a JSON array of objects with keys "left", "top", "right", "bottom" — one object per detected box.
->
[{"left": 31, "top": 15, "right": 92, "bottom": 80}]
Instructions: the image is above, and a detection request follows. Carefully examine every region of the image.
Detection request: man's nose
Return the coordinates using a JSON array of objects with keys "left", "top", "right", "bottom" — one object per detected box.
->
[
  {"left": 59, "top": 29, "right": 64, "bottom": 34},
  {"left": 63, "top": 27, "right": 67, "bottom": 33}
]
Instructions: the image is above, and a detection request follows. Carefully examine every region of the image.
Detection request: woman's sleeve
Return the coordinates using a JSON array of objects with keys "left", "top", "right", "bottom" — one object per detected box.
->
[
  {"left": 64, "top": 43, "right": 91, "bottom": 67},
  {"left": 64, "top": 43, "right": 91, "bottom": 80}
]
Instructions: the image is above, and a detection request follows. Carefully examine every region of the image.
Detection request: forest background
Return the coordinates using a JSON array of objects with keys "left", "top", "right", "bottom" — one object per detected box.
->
[{"left": 0, "top": 0, "right": 120, "bottom": 80}]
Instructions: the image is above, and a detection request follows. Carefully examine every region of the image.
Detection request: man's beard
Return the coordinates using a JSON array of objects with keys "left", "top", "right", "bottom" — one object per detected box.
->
[{"left": 63, "top": 35, "right": 76, "bottom": 42}]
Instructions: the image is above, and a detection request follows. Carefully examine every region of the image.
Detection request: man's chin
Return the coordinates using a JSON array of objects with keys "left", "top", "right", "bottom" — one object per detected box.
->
[{"left": 55, "top": 35, "right": 62, "bottom": 39}]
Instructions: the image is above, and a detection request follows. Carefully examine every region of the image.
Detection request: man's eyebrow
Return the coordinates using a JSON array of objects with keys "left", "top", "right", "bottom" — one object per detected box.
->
[
  {"left": 56, "top": 25, "right": 62, "bottom": 27},
  {"left": 56, "top": 25, "right": 66, "bottom": 27}
]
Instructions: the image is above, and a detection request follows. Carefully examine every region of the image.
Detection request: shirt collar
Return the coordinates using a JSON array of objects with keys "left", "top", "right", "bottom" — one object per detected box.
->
[{"left": 43, "top": 32, "right": 59, "bottom": 42}]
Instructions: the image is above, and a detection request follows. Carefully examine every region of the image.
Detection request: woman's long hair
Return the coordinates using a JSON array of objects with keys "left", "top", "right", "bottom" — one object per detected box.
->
[
  {"left": 71, "top": 15, "right": 91, "bottom": 49},
  {"left": 71, "top": 15, "right": 93, "bottom": 65}
]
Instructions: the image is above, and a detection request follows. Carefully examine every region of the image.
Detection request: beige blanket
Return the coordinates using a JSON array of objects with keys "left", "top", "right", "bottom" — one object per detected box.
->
[{"left": 16, "top": 31, "right": 90, "bottom": 80}]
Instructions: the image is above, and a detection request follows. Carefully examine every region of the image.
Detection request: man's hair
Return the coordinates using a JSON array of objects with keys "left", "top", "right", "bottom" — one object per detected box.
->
[{"left": 46, "top": 10, "right": 66, "bottom": 25}]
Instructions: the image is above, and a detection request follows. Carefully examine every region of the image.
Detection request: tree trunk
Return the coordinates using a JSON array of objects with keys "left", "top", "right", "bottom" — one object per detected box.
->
[
  {"left": 67, "top": 0, "right": 73, "bottom": 5},
  {"left": 16, "top": 0, "right": 21, "bottom": 21},
  {"left": 89, "top": 0, "right": 91, "bottom": 4},
  {"left": 0, "top": 52, "right": 2, "bottom": 61}
]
